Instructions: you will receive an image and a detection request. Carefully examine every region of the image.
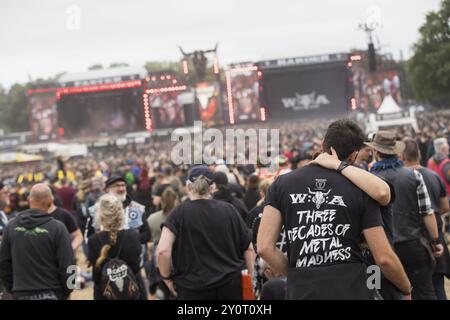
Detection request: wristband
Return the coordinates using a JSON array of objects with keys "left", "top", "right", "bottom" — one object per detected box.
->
[
  {"left": 336, "top": 161, "right": 349, "bottom": 173},
  {"left": 161, "top": 274, "right": 172, "bottom": 280},
  {"left": 431, "top": 238, "right": 440, "bottom": 246}
]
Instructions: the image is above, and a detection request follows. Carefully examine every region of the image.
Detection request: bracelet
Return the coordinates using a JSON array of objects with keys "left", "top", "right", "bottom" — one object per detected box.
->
[
  {"left": 161, "top": 274, "right": 172, "bottom": 280},
  {"left": 430, "top": 238, "right": 440, "bottom": 246},
  {"left": 336, "top": 161, "right": 349, "bottom": 173}
]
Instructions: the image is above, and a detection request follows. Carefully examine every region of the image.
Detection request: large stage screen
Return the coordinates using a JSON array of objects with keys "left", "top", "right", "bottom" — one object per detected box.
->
[
  {"left": 261, "top": 64, "right": 349, "bottom": 120},
  {"left": 352, "top": 69, "right": 402, "bottom": 112},
  {"left": 229, "top": 68, "right": 260, "bottom": 123},
  {"left": 28, "top": 92, "right": 58, "bottom": 140},
  {"left": 57, "top": 89, "right": 145, "bottom": 137},
  {"left": 195, "top": 82, "right": 223, "bottom": 126},
  {"left": 149, "top": 91, "right": 186, "bottom": 129}
]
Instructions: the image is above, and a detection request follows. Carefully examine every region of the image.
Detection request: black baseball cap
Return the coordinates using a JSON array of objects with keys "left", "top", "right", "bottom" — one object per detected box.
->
[{"left": 105, "top": 176, "right": 126, "bottom": 188}]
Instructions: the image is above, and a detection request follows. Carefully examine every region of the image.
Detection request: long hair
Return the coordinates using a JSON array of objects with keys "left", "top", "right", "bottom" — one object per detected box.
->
[
  {"left": 161, "top": 187, "right": 179, "bottom": 215},
  {"left": 256, "top": 178, "right": 274, "bottom": 206},
  {"left": 94, "top": 193, "right": 125, "bottom": 268}
]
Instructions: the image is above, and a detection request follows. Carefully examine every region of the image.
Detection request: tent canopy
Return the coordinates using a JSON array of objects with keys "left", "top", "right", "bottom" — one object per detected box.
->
[
  {"left": 0, "top": 152, "right": 43, "bottom": 164},
  {"left": 377, "top": 95, "right": 402, "bottom": 114}
]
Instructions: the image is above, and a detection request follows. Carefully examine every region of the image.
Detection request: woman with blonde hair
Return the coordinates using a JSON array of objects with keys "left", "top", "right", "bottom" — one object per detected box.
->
[{"left": 88, "top": 193, "right": 142, "bottom": 300}]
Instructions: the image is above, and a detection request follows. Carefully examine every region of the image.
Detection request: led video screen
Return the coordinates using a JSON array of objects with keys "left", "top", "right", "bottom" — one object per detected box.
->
[
  {"left": 352, "top": 69, "right": 402, "bottom": 111},
  {"left": 57, "top": 89, "right": 145, "bottom": 137},
  {"left": 229, "top": 68, "right": 260, "bottom": 123},
  {"left": 195, "top": 82, "right": 223, "bottom": 126},
  {"left": 261, "top": 64, "right": 349, "bottom": 120},
  {"left": 150, "top": 91, "right": 186, "bottom": 129},
  {"left": 28, "top": 92, "right": 58, "bottom": 139}
]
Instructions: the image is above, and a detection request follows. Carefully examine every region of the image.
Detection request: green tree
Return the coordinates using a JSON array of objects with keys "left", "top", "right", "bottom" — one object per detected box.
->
[
  {"left": 0, "top": 84, "right": 29, "bottom": 133},
  {"left": 145, "top": 61, "right": 183, "bottom": 74},
  {"left": 407, "top": 0, "right": 450, "bottom": 106},
  {"left": 88, "top": 64, "right": 103, "bottom": 70}
]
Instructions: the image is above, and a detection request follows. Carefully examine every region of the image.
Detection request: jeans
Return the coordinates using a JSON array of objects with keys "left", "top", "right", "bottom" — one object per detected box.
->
[{"left": 395, "top": 239, "right": 437, "bottom": 300}]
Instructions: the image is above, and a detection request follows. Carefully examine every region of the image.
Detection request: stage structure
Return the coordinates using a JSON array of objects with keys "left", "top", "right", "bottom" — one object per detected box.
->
[
  {"left": 178, "top": 44, "right": 225, "bottom": 127},
  {"left": 27, "top": 66, "right": 147, "bottom": 140},
  {"left": 255, "top": 53, "right": 355, "bottom": 121}
]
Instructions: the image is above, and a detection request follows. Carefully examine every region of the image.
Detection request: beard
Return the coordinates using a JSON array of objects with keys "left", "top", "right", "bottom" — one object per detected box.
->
[
  {"left": 111, "top": 192, "right": 127, "bottom": 203},
  {"left": 0, "top": 196, "right": 9, "bottom": 209}
]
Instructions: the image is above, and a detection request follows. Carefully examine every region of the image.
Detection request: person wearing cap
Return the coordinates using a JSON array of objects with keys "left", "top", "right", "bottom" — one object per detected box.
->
[
  {"left": 289, "top": 149, "right": 313, "bottom": 171},
  {"left": 157, "top": 165, "right": 254, "bottom": 299},
  {"left": 368, "top": 131, "right": 443, "bottom": 300},
  {"left": 88, "top": 176, "right": 150, "bottom": 240}
]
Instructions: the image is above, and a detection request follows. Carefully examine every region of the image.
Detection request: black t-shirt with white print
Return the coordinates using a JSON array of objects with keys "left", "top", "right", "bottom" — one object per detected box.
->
[{"left": 265, "top": 164, "right": 384, "bottom": 299}]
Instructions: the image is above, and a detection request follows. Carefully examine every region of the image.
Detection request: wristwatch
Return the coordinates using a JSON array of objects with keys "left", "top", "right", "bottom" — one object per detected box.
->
[{"left": 336, "top": 161, "right": 350, "bottom": 173}]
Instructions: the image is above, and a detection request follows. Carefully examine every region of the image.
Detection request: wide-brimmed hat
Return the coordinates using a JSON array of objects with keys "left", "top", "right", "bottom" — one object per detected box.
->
[{"left": 364, "top": 131, "right": 405, "bottom": 155}]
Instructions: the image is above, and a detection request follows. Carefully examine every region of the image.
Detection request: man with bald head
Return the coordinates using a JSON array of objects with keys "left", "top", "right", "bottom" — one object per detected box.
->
[{"left": 0, "top": 183, "right": 74, "bottom": 300}]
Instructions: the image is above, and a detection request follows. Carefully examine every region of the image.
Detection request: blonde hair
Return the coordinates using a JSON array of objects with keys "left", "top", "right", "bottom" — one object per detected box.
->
[
  {"left": 95, "top": 193, "right": 125, "bottom": 268},
  {"left": 256, "top": 178, "right": 274, "bottom": 206},
  {"left": 259, "top": 178, "right": 274, "bottom": 197},
  {"left": 188, "top": 175, "right": 211, "bottom": 196}
]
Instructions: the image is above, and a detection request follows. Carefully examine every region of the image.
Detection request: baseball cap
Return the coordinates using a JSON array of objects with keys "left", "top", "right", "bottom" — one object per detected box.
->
[
  {"left": 105, "top": 176, "right": 126, "bottom": 188},
  {"left": 188, "top": 165, "right": 214, "bottom": 184}
]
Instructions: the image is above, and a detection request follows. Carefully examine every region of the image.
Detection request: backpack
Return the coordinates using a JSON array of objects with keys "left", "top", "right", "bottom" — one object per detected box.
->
[{"left": 99, "top": 237, "right": 141, "bottom": 300}]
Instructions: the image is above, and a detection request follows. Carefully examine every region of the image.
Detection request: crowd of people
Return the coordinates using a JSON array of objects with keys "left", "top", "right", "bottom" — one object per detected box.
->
[{"left": 0, "top": 108, "right": 449, "bottom": 300}]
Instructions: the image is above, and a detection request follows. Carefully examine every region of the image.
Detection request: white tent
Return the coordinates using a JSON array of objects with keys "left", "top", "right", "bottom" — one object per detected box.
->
[
  {"left": 365, "top": 95, "right": 419, "bottom": 132},
  {"left": 377, "top": 95, "right": 402, "bottom": 115}
]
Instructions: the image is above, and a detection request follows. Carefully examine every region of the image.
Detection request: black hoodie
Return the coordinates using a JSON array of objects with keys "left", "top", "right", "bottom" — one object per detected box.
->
[
  {"left": 213, "top": 187, "right": 249, "bottom": 222},
  {"left": 0, "top": 209, "right": 74, "bottom": 298}
]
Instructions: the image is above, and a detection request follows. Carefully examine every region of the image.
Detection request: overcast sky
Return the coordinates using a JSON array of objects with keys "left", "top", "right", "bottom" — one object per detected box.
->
[{"left": 0, "top": 0, "right": 442, "bottom": 89}]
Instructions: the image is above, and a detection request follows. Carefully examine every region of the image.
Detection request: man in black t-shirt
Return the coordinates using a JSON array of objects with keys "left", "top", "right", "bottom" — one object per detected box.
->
[
  {"left": 258, "top": 119, "right": 412, "bottom": 300},
  {"left": 48, "top": 197, "right": 82, "bottom": 252},
  {"left": 157, "top": 165, "right": 254, "bottom": 299}
]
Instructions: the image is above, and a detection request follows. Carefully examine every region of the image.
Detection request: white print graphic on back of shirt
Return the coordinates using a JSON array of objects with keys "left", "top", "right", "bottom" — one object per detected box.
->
[
  {"left": 289, "top": 179, "right": 347, "bottom": 209},
  {"left": 288, "top": 179, "right": 351, "bottom": 268}
]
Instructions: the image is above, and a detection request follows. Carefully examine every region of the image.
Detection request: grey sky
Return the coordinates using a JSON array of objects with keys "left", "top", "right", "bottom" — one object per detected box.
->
[{"left": 0, "top": 0, "right": 442, "bottom": 89}]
